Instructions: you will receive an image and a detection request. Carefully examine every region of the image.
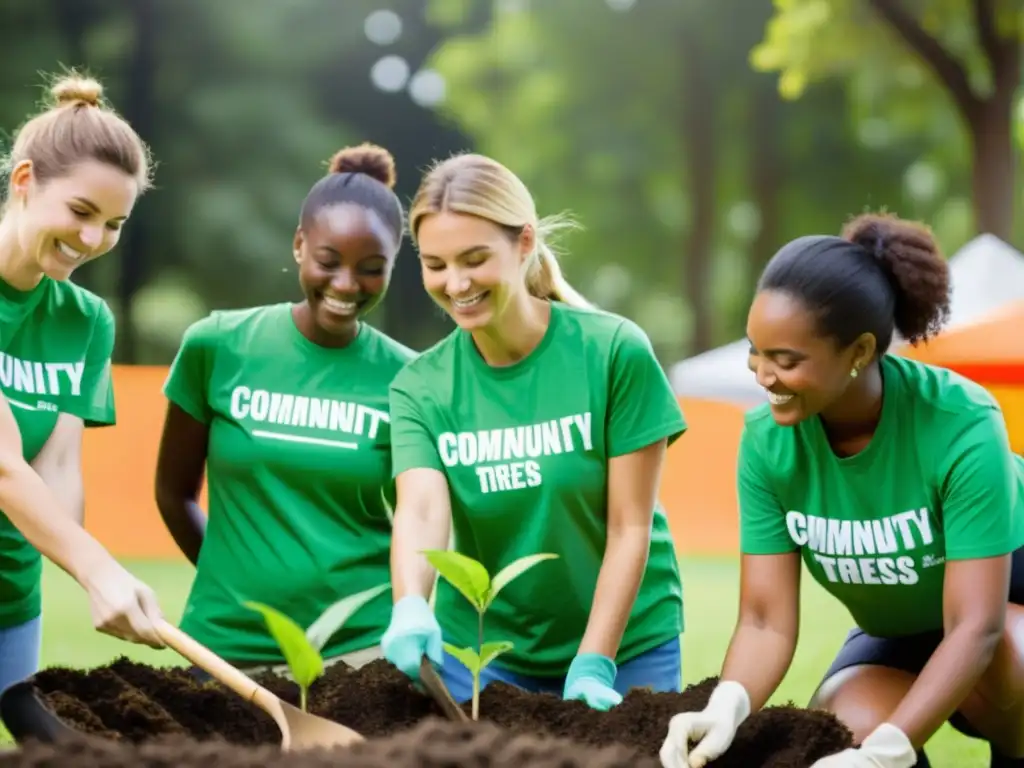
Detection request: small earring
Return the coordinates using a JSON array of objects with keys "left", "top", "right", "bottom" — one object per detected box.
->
[{"left": 850, "top": 367, "right": 859, "bottom": 379}]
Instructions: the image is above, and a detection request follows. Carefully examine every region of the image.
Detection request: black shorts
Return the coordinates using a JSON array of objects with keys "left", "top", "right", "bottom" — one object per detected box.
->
[{"left": 820, "top": 545, "right": 1024, "bottom": 738}]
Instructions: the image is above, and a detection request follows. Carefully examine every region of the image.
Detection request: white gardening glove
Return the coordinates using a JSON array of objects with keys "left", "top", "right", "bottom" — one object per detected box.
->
[
  {"left": 660, "top": 680, "right": 751, "bottom": 768},
  {"left": 810, "top": 723, "right": 917, "bottom": 768},
  {"left": 82, "top": 556, "right": 165, "bottom": 649}
]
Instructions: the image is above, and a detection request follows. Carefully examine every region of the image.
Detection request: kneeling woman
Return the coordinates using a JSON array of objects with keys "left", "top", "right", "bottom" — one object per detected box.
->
[{"left": 660, "top": 213, "right": 1024, "bottom": 768}]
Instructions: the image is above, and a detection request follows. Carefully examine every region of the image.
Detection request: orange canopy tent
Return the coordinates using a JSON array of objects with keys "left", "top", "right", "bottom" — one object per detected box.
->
[{"left": 896, "top": 301, "right": 1024, "bottom": 452}]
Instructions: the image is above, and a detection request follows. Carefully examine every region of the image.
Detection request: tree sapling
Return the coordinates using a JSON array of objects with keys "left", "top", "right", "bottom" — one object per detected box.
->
[
  {"left": 243, "top": 583, "right": 389, "bottom": 711},
  {"left": 421, "top": 550, "right": 558, "bottom": 719}
]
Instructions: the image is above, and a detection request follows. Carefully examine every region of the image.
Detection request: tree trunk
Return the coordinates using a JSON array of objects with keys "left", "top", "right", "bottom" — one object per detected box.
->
[
  {"left": 748, "top": 76, "right": 781, "bottom": 295},
  {"left": 49, "top": 0, "right": 91, "bottom": 65},
  {"left": 680, "top": 35, "right": 717, "bottom": 354},
  {"left": 964, "top": 0, "right": 1020, "bottom": 244},
  {"left": 969, "top": 98, "right": 1016, "bottom": 240},
  {"left": 117, "top": 0, "right": 157, "bottom": 363},
  {"left": 868, "top": 0, "right": 1020, "bottom": 242},
  {"left": 966, "top": 0, "right": 1021, "bottom": 241}
]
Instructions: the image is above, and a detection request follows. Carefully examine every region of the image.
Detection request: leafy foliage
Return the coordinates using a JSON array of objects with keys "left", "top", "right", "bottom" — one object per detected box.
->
[
  {"left": 1, "top": 0, "right": 993, "bottom": 365},
  {"left": 243, "top": 601, "right": 324, "bottom": 708},
  {"left": 751, "top": 0, "right": 1024, "bottom": 242},
  {"left": 444, "top": 640, "right": 514, "bottom": 677},
  {"left": 244, "top": 582, "right": 389, "bottom": 710},
  {"left": 423, "top": 549, "right": 558, "bottom": 718},
  {"left": 421, "top": 0, "right": 944, "bottom": 351},
  {"left": 422, "top": 550, "right": 558, "bottom": 612}
]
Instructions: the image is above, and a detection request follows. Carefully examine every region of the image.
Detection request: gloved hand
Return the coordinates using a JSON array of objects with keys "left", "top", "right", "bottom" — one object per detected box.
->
[
  {"left": 810, "top": 724, "right": 917, "bottom": 768},
  {"left": 659, "top": 680, "right": 751, "bottom": 768},
  {"left": 563, "top": 653, "right": 623, "bottom": 711},
  {"left": 380, "top": 595, "right": 443, "bottom": 682}
]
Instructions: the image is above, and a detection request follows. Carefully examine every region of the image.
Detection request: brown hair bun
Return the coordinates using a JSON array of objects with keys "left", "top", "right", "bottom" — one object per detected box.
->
[{"left": 328, "top": 142, "right": 396, "bottom": 189}]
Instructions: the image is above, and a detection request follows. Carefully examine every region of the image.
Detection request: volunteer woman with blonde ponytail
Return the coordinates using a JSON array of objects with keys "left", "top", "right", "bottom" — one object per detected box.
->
[
  {"left": 0, "top": 72, "right": 165, "bottom": 693},
  {"left": 380, "top": 152, "right": 687, "bottom": 710}
]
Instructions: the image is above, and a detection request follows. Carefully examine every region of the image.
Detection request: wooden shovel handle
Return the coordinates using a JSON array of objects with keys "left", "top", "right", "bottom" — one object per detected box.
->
[
  {"left": 419, "top": 656, "right": 469, "bottom": 722},
  {"left": 156, "top": 620, "right": 274, "bottom": 709}
]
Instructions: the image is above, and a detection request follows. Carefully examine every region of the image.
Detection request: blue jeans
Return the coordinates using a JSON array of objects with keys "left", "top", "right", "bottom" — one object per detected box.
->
[
  {"left": 441, "top": 635, "right": 682, "bottom": 703},
  {"left": 0, "top": 615, "right": 41, "bottom": 695}
]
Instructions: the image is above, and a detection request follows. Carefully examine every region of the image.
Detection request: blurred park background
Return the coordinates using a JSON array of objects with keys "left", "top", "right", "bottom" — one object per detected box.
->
[
  {"left": 3, "top": 1, "right": 1024, "bottom": 764},
  {"left": 5, "top": 0, "right": 1023, "bottom": 366}
]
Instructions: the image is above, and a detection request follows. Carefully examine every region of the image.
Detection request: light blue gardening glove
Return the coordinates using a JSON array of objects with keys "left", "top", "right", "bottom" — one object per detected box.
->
[
  {"left": 562, "top": 653, "right": 623, "bottom": 711},
  {"left": 380, "top": 595, "right": 443, "bottom": 683}
]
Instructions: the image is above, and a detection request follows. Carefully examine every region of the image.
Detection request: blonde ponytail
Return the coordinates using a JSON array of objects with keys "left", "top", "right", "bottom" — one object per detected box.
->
[
  {"left": 526, "top": 243, "right": 591, "bottom": 308},
  {"left": 524, "top": 213, "right": 591, "bottom": 308}
]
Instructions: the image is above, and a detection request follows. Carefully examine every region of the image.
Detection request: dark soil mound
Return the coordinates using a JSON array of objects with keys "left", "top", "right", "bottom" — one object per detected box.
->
[
  {"left": 0, "top": 718, "right": 656, "bottom": 767},
  {"left": 5, "top": 657, "right": 853, "bottom": 767}
]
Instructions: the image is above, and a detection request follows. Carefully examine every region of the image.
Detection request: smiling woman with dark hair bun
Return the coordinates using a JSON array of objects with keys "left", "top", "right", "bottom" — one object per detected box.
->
[{"left": 154, "top": 142, "right": 417, "bottom": 679}]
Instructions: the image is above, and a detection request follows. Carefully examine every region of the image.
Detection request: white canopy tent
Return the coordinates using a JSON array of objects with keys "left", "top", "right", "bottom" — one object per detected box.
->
[
  {"left": 668, "top": 234, "right": 1024, "bottom": 406},
  {"left": 942, "top": 233, "right": 1024, "bottom": 326}
]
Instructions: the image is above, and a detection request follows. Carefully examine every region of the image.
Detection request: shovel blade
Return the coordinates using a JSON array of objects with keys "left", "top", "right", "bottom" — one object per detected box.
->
[{"left": 279, "top": 699, "right": 365, "bottom": 751}]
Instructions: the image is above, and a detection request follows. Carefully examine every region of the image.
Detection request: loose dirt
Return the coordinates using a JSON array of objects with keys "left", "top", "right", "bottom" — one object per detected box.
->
[{"left": 0, "top": 657, "right": 854, "bottom": 767}]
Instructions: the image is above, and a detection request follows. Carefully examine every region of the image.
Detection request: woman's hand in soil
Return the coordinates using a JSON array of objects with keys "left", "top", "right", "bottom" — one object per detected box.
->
[
  {"left": 83, "top": 555, "right": 166, "bottom": 649},
  {"left": 562, "top": 653, "right": 622, "bottom": 711},
  {"left": 381, "top": 595, "right": 443, "bottom": 682},
  {"left": 659, "top": 680, "right": 750, "bottom": 768},
  {"left": 808, "top": 723, "right": 917, "bottom": 768}
]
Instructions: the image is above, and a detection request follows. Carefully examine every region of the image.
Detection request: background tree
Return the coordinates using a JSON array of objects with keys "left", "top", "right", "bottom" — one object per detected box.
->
[
  {"left": 752, "top": 0, "right": 1022, "bottom": 244},
  {"left": 423, "top": 0, "right": 925, "bottom": 356}
]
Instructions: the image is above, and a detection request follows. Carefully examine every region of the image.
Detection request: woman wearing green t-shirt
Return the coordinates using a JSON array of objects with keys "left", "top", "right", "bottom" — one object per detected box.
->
[
  {"left": 381, "top": 153, "right": 686, "bottom": 711},
  {"left": 660, "top": 213, "right": 1024, "bottom": 768},
  {"left": 0, "top": 73, "right": 168, "bottom": 693},
  {"left": 156, "top": 144, "right": 414, "bottom": 676}
]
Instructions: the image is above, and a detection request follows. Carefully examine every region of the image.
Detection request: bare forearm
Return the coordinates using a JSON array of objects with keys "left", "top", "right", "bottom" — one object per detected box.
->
[
  {"left": 64, "top": 481, "right": 84, "bottom": 526},
  {"left": 579, "top": 525, "right": 650, "bottom": 658},
  {"left": 888, "top": 625, "right": 1000, "bottom": 748},
  {"left": 0, "top": 460, "right": 109, "bottom": 584},
  {"left": 156, "top": 495, "right": 206, "bottom": 566},
  {"left": 720, "top": 622, "right": 797, "bottom": 712},
  {"left": 391, "top": 503, "right": 449, "bottom": 601},
  {"left": 33, "top": 459, "right": 83, "bottom": 526}
]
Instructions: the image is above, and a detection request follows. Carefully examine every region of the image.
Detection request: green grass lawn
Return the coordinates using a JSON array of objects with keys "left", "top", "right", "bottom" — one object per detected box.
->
[{"left": 2, "top": 556, "right": 989, "bottom": 765}]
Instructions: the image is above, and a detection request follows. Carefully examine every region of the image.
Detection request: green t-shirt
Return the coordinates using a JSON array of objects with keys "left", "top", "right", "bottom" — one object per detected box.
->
[
  {"left": 0, "top": 276, "right": 117, "bottom": 629},
  {"left": 389, "top": 301, "right": 686, "bottom": 677},
  {"left": 165, "top": 303, "right": 415, "bottom": 664},
  {"left": 739, "top": 353, "right": 1024, "bottom": 637}
]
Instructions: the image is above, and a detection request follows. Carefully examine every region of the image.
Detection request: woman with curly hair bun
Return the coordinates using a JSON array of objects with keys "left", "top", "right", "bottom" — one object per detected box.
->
[{"left": 660, "top": 213, "right": 1024, "bottom": 768}]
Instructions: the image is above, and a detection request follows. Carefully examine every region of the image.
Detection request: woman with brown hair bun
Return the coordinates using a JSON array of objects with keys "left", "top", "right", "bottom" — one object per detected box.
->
[
  {"left": 660, "top": 212, "right": 1024, "bottom": 768},
  {"left": 155, "top": 143, "right": 415, "bottom": 677}
]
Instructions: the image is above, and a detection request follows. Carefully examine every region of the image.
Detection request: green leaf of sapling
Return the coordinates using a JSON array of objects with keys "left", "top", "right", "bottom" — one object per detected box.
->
[
  {"left": 486, "top": 553, "right": 559, "bottom": 609},
  {"left": 422, "top": 550, "right": 491, "bottom": 611},
  {"left": 305, "top": 583, "right": 390, "bottom": 651},
  {"left": 478, "top": 641, "right": 514, "bottom": 669},
  {"left": 443, "top": 643, "right": 482, "bottom": 675},
  {"left": 243, "top": 601, "right": 324, "bottom": 688}
]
